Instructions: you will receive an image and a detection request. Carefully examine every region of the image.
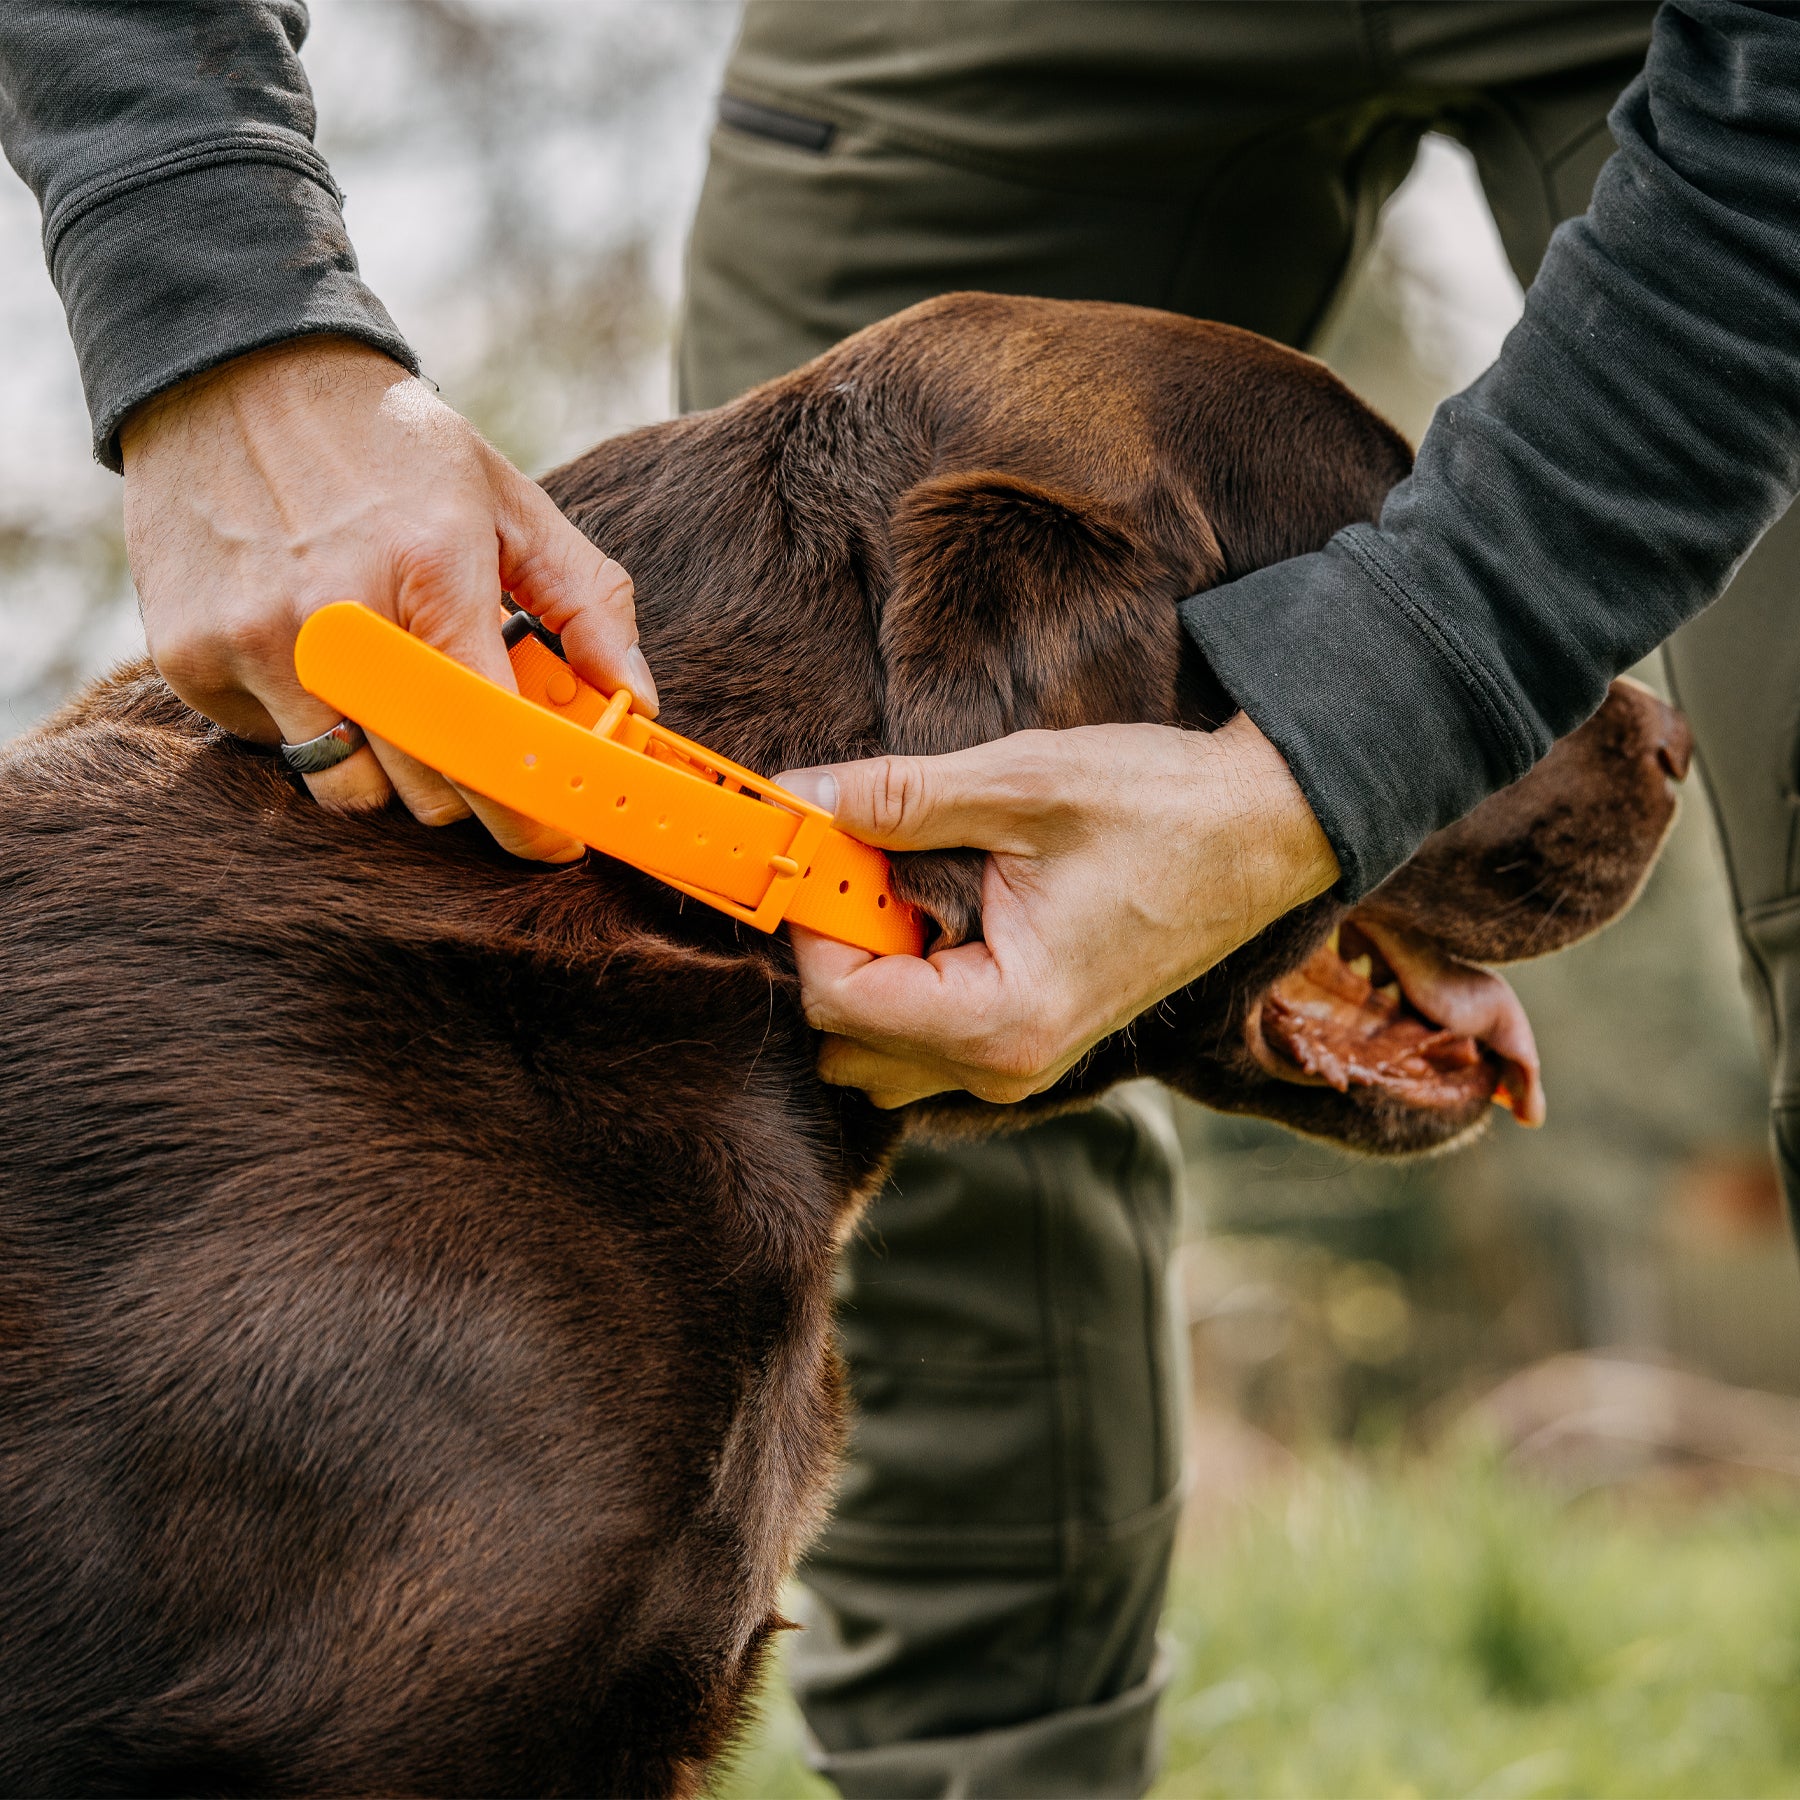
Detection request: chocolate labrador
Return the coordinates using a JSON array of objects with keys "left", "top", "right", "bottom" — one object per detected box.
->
[{"left": 0, "top": 294, "right": 1687, "bottom": 1795}]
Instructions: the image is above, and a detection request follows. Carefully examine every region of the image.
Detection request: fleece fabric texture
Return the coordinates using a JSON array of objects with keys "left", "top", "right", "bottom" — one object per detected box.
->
[
  {"left": 0, "top": 1, "right": 415, "bottom": 471},
  {"left": 1182, "top": 0, "right": 1800, "bottom": 896}
]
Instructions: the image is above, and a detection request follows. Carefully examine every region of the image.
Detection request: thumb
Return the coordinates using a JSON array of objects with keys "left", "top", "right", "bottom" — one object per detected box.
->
[
  {"left": 775, "top": 740, "right": 1046, "bottom": 855},
  {"left": 495, "top": 469, "right": 659, "bottom": 717}
]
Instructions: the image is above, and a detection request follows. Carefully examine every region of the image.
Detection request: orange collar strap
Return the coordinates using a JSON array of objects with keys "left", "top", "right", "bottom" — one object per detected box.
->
[{"left": 293, "top": 603, "right": 923, "bottom": 957}]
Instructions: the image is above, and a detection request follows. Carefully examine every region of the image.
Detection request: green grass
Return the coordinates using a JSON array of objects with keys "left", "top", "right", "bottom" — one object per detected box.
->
[
  {"left": 710, "top": 1456, "right": 1800, "bottom": 1799},
  {"left": 1153, "top": 1458, "right": 1800, "bottom": 1797}
]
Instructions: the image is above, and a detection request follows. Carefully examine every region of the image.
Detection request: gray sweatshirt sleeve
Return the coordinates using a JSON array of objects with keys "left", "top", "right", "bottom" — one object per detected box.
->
[
  {"left": 1180, "top": 0, "right": 1800, "bottom": 900},
  {"left": 0, "top": 1, "right": 416, "bottom": 471}
]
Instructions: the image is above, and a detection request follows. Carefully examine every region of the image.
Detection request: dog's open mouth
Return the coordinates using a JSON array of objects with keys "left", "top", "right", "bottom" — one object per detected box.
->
[{"left": 1246, "top": 914, "right": 1545, "bottom": 1126}]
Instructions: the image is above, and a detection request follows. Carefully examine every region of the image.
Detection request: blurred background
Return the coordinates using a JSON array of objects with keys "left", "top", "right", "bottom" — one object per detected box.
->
[{"left": 5, "top": 4, "right": 1797, "bottom": 1794}]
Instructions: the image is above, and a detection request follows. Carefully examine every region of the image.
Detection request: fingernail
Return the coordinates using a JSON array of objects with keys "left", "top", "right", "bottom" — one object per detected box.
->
[
  {"left": 626, "top": 645, "right": 659, "bottom": 715},
  {"left": 776, "top": 769, "right": 838, "bottom": 815}
]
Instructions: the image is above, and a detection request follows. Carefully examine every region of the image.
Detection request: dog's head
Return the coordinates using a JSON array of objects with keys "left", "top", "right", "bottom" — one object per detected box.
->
[
  {"left": 1119, "top": 668, "right": 1688, "bottom": 1154},
  {"left": 546, "top": 292, "right": 1687, "bottom": 1157}
]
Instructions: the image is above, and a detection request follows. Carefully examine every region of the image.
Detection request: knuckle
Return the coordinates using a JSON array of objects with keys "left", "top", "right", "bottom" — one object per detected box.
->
[
  {"left": 486, "top": 444, "right": 541, "bottom": 503},
  {"left": 146, "top": 619, "right": 214, "bottom": 691},
  {"left": 1002, "top": 733, "right": 1075, "bottom": 809},
  {"left": 557, "top": 586, "right": 637, "bottom": 649},
  {"left": 498, "top": 523, "right": 551, "bottom": 583},
  {"left": 393, "top": 527, "right": 476, "bottom": 592},
  {"left": 868, "top": 757, "right": 929, "bottom": 837},
  {"left": 594, "top": 551, "right": 634, "bottom": 596},
  {"left": 207, "top": 600, "right": 291, "bottom": 674},
  {"left": 408, "top": 795, "right": 470, "bottom": 829}
]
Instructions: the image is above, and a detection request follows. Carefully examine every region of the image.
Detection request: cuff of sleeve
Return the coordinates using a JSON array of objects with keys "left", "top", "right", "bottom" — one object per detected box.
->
[
  {"left": 1178, "top": 527, "right": 1537, "bottom": 900},
  {"left": 49, "top": 155, "right": 418, "bottom": 471}
]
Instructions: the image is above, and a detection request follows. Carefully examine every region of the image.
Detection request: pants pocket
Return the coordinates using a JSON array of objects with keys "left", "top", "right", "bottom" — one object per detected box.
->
[{"left": 717, "top": 92, "right": 836, "bottom": 152}]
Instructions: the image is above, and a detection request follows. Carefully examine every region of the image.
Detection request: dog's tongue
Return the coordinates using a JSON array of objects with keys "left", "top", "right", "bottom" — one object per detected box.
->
[{"left": 1351, "top": 917, "right": 1545, "bottom": 1126}]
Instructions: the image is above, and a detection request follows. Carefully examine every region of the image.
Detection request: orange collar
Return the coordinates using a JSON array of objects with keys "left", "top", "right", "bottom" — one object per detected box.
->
[{"left": 293, "top": 603, "right": 923, "bottom": 956}]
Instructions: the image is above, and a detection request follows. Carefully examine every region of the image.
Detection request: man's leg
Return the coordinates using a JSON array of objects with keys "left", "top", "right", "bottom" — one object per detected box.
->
[
  {"left": 1661, "top": 505, "right": 1800, "bottom": 1211},
  {"left": 797, "top": 1092, "right": 1187, "bottom": 1800}
]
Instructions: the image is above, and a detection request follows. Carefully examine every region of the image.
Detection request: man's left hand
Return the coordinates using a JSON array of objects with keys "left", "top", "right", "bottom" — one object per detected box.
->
[{"left": 776, "top": 716, "right": 1340, "bottom": 1107}]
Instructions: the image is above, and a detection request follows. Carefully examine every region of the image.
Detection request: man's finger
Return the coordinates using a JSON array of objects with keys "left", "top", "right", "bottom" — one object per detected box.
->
[
  {"left": 814, "top": 1032, "right": 1053, "bottom": 1108},
  {"left": 813, "top": 1034, "right": 964, "bottom": 1107},
  {"left": 304, "top": 741, "right": 401, "bottom": 815},
  {"left": 363, "top": 732, "right": 472, "bottom": 827},
  {"left": 394, "top": 542, "right": 586, "bottom": 862},
  {"left": 245, "top": 663, "right": 399, "bottom": 817},
  {"left": 774, "top": 736, "right": 1059, "bottom": 856},
  {"left": 498, "top": 475, "right": 660, "bottom": 717},
  {"left": 794, "top": 929, "right": 1037, "bottom": 1069},
  {"left": 453, "top": 778, "right": 586, "bottom": 863},
  {"left": 789, "top": 929, "right": 991, "bottom": 1100},
  {"left": 786, "top": 923, "right": 876, "bottom": 991}
]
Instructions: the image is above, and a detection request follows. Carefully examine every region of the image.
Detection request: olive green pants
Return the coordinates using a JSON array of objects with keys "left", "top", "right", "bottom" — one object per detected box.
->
[{"left": 678, "top": 5, "right": 1797, "bottom": 1793}]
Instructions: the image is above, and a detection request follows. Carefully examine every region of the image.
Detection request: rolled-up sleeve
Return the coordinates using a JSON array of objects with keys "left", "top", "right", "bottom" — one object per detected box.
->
[{"left": 0, "top": 2, "right": 416, "bottom": 470}]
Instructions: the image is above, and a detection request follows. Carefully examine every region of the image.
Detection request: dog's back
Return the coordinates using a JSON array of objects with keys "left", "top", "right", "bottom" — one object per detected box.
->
[{"left": 0, "top": 673, "right": 866, "bottom": 1794}]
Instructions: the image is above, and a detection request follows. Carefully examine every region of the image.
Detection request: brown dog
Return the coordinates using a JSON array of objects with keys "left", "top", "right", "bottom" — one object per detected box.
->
[{"left": 0, "top": 295, "right": 1686, "bottom": 1795}]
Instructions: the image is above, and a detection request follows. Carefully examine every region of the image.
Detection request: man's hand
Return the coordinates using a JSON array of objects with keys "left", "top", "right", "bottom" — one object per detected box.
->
[
  {"left": 120, "top": 334, "right": 658, "bottom": 861},
  {"left": 777, "top": 717, "right": 1339, "bottom": 1107}
]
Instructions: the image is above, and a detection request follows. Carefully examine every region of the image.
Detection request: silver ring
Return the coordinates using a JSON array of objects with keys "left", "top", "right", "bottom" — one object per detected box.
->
[{"left": 279, "top": 718, "right": 367, "bottom": 775}]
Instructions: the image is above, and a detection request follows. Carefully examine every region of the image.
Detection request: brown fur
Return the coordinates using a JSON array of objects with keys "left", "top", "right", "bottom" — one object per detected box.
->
[{"left": 0, "top": 295, "right": 1684, "bottom": 1793}]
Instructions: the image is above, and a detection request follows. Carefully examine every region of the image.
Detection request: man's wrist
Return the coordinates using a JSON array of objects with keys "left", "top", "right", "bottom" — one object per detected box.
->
[
  {"left": 1215, "top": 712, "right": 1340, "bottom": 919},
  {"left": 118, "top": 334, "right": 414, "bottom": 466}
]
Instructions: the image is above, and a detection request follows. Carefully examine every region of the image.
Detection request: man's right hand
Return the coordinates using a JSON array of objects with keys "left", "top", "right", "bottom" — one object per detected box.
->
[{"left": 119, "top": 333, "right": 657, "bottom": 861}]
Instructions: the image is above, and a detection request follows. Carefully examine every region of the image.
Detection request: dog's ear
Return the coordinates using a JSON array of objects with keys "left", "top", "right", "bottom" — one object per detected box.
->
[
  {"left": 878, "top": 471, "right": 1199, "bottom": 748},
  {"left": 875, "top": 470, "right": 1211, "bottom": 945}
]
